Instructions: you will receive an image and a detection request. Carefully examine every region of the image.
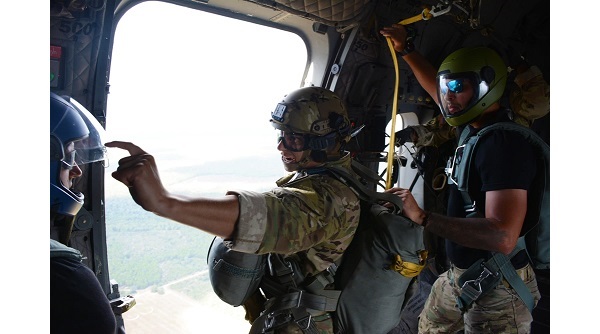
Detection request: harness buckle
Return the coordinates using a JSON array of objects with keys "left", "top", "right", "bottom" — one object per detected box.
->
[
  {"left": 294, "top": 313, "right": 313, "bottom": 330},
  {"left": 445, "top": 144, "right": 466, "bottom": 185},
  {"left": 464, "top": 201, "right": 477, "bottom": 213},
  {"left": 460, "top": 264, "right": 497, "bottom": 299},
  {"left": 325, "top": 263, "right": 337, "bottom": 283}
]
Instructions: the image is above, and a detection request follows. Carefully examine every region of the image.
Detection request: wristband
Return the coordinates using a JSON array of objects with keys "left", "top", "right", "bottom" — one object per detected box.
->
[
  {"left": 399, "top": 40, "right": 415, "bottom": 56},
  {"left": 421, "top": 211, "right": 430, "bottom": 228}
]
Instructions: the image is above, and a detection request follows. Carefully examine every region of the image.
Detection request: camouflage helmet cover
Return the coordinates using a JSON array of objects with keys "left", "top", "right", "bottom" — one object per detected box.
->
[{"left": 270, "top": 87, "right": 352, "bottom": 148}]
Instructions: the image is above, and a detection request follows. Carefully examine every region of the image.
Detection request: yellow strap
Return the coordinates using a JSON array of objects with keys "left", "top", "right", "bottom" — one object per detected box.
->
[
  {"left": 389, "top": 250, "right": 429, "bottom": 278},
  {"left": 398, "top": 8, "right": 432, "bottom": 26}
]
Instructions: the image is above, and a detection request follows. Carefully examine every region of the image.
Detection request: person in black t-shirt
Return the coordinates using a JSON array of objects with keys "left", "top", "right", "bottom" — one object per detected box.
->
[
  {"left": 50, "top": 92, "right": 123, "bottom": 334},
  {"left": 383, "top": 47, "right": 541, "bottom": 333}
]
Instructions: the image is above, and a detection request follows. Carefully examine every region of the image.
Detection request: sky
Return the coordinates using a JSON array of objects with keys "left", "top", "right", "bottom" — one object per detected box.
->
[
  {"left": 104, "top": 1, "right": 307, "bottom": 199},
  {"left": 106, "top": 2, "right": 307, "bottom": 164}
]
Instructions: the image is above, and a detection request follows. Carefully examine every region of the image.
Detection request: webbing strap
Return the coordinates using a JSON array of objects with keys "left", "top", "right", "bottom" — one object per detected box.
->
[
  {"left": 264, "top": 290, "right": 338, "bottom": 313},
  {"left": 250, "top": 290, "right": 328, "bottom": 334},
  {"left": 326, "top": 164, "right": 404, "bottom": 214},
  {"left": 457, "top": 245, "right": 534, "bottom": 313},
  {"left": 453, "top": 123, "right": 538, "bottom": 311},
  {"left": 267, "top": 253, "right": 297, "bottom": 287},
  {"left": 490, "top": 253, "right": 535, "bottom": 313}
]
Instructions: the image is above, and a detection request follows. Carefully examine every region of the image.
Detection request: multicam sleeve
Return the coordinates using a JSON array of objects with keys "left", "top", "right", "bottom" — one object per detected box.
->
[
  {"left": 510, "top": 65, "right": 550, "bottom": 123},
  {"left": 226, "top": 175, "right": 360, "bottom": 260},
  {"left": 414, "top": 115, "right": 456, "bottom": 148},
  {"left": 225, "top": 189, "right": 268, "bottom": 253}
]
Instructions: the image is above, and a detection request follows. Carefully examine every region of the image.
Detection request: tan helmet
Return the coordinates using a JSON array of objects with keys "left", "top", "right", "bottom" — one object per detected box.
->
[{"left": 270, "top": 87, "right": 352, "bottom": 156}]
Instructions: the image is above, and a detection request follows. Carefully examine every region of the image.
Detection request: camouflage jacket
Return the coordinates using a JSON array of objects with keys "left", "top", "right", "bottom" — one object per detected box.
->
[{"left": 226, "top": 152, "right": 360, "bottom": 276}]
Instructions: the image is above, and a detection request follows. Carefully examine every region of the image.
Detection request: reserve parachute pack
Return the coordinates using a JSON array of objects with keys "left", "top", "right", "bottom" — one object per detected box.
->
[
  {"left": 446, "top": 121, "right": 549, "bottom": 312},
  {"left": 207, "top": 161, "right": 427, "bottom": 333}
]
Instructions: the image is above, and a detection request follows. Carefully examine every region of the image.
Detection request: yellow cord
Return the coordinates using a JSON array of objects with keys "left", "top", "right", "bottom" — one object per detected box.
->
[
  {"left": 384, "top": 37, "right": 399, "bottom": 190},
  {"left": 383, "top": 8, "right": 431, "bottom": 189}
]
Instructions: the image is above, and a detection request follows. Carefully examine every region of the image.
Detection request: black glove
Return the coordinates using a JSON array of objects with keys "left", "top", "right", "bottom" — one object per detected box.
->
[{"left": 395, "top": 128, "right": 415, "bottom": 147}]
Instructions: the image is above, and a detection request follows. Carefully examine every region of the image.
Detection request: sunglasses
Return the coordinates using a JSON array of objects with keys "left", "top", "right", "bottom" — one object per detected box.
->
[{"left": 277, "top": 131, "right": 310, "bottom": 152}]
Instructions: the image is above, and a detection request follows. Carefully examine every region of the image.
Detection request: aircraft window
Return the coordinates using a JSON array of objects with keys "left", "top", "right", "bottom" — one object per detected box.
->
[{"left": 105, "top": 1, "right": 306, "bottom": 332}]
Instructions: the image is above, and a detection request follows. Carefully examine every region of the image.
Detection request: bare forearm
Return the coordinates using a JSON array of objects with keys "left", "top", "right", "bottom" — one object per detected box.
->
[
  {"left": 155, "top": 194, "right": 240, "bottom": 239},
  {"left": 424, "top": 212, "right": 514, "bottom": 254}
]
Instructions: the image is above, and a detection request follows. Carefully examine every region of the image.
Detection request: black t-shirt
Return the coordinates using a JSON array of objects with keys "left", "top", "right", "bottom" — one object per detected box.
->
[
  {"left": 446, "top": 121, "right": 537, "bottom": 269},
  {"left": 50, "top": 255, "right": 117, "bottom": 334}
]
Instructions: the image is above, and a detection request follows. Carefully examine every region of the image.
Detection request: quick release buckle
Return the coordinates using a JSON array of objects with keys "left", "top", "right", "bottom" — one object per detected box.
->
[
  {"left": 460, "top": 264, "right": 497, "bottom": 300},
  {"left": 464, "top": 201, "right": 478, "bottom": 214},
  {"left": 326, "top": 263, "right": 338, "bottom": 278},
  {"left": 445, "top": 144, "right": 466, "bottom": 185}
]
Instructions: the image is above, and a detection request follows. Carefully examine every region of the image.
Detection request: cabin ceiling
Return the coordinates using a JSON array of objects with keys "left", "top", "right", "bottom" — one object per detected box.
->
[{"left": 247, "top": 0, "right": 373, "bottom": 28}]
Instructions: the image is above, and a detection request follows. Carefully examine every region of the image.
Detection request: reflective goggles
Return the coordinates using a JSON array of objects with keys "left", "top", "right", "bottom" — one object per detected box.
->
[
  {"left": 277, "top": 130, "right": 310, "bottom": 152},
  {"left": 440, "top": 78, "right": 465, "bottom": 94}
]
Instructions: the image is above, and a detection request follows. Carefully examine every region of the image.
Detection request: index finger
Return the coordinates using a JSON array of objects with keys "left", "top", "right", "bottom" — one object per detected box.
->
[{"left": 105, "top": 141, "right": 147, "bottom": 156}]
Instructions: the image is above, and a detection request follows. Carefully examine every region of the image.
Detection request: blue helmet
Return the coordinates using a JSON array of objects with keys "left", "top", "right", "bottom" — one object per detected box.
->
[{"left": 50, "top": 92, "right": 107, "bottom": 217}]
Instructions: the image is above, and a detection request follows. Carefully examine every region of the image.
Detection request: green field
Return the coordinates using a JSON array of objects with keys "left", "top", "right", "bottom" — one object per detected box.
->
[{"left": 105, "top": 195, "right": 216, "bottom": 297}]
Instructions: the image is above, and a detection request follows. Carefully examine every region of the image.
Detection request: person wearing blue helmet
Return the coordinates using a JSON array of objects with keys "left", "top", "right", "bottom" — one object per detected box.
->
[{"left": 50, "top": 91, "right": 121, "bottom": 334}]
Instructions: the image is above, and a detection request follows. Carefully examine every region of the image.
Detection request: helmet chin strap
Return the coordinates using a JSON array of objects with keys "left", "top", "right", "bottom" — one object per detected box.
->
[
  {"left": 297, "top": 151, "right": 314, "bottom": 169},
  {"left": 281, "top": 151, "right": 313, "bottom": 172}
]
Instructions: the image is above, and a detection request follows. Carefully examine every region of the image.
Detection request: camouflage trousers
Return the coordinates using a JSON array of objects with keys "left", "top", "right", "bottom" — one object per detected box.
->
[{"left": 418, "top": 263, "right": 540, "bottom": 334}]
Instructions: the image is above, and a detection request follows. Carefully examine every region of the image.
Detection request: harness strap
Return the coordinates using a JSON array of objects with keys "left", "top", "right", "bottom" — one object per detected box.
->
[
  {"left": 267, "top": 253, "right": 299, "bottom": 288},
  {"left": 326, "top": 165, "right": 404, "bottom": 214},
  {"left": 490, "top": 252, "right": 535, "bottom": 313},
  {"left": 453, "top": 123, "right": 537, "bottom": 312},
  {"left": 456, "top": 243, "right": 534, "bottom": 313},
  {"left": 257, "top": 252, "right": 341, "bottom": 333},
  {"left": 250, "top": 290, "right": 327, "bottom": 334},
  {"left": 265, "top": 290, "right": 338, "bottom": 313}
]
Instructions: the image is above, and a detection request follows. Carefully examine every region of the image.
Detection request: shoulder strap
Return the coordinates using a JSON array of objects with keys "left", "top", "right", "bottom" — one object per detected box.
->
[
  {"left": 326, "top": 161, "right": 404, "bottom": 214},
  {"left": 281, "top": 164, "right": 403, "bottom": 213},
  {"left": 455, "top": 121, "right": 549, "bottom": 219}
]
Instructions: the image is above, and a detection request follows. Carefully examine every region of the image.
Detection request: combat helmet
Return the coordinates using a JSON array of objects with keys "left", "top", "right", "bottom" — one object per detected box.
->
[
  {"left": 270, "top": 86, "right": 351, "bottom": 160},
  {"left": 436, "top": 47, "right": 508, "bottom": 126}
]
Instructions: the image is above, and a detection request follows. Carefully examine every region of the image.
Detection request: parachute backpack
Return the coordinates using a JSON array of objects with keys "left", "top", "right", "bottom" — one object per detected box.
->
[
  {"left": 445, "top": 121, "right": 550, "bottom": 312},
  {"left": 206, "top": 161, "right": 428, "bottom": 334},
  {"left": 327, "top": 163, "right": 428, "bottom": 334}
]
